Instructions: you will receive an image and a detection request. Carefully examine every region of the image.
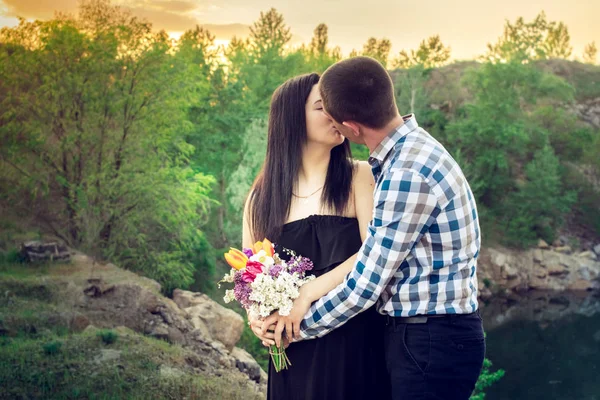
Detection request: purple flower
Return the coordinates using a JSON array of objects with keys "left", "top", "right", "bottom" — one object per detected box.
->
[
  {"left": 269, "top": 265, "right": 283, "bottom": 277},
  {"left": 288, "top": 256, "right": 314, "bottom": 275},
  {"left": 233, "top": 271, "right": 253, "bottom": 308},
  {"left": 242, "top": 248, "right": 254, "bottom": 258}
]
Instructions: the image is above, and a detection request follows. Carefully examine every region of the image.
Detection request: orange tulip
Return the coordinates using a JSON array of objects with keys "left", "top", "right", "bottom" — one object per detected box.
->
[
  {"left": 262, "top": 238, "right": 274, "bottom": 256},
  {"left": 253, "top": 238, "right": 274, "bottom": 257},
  {"left": 224, "top": 248, "right": 248, "bottom": 270}
]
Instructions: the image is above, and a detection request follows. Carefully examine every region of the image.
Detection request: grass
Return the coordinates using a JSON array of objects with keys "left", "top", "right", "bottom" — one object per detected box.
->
[
  {"left": 0, "top": 324, "right": 263, "bottom": 400},
  {"left": 0, "top": 255, "right": 263, "bottom": 400}
]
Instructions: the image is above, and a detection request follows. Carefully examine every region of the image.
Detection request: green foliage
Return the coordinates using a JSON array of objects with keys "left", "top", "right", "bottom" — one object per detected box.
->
[
  {"left": 470, "top": 358, "right": 506, "bottom": 400},
  {"left": 444, "top": 61, "right": 580, "bottom": 245},
  {"left": 394, "top": 65, "right": 430, "bottom": 116},
  {"left": 0, "top": 329, "right": 263, "bottom": 400},
  {"left": 97, "top": 329, "right": 119, "bottom": 345},
  {"left": 503, "top": 146, "right": 576, "bottom": 247},
  {"left": 42, "top": 340, "right": 63, "bottom": 355},
  {"left": 0, "top": 1, "right": 216, "bottom": 294},
  {"left": 226, "top": 119, "right": 268, "bottom": 217}
]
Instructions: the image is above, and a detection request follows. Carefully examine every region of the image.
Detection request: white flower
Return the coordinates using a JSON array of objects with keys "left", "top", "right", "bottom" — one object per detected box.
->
[
  {"left": 249, "top": 250, "right": 274, "bottom": 268},
  {"left": 223, "top": 289, "right": 235, "bottom": 303}
]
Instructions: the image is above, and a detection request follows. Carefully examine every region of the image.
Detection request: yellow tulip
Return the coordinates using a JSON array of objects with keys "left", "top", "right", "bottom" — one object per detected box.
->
[{"left": 224, "top": 248, "right": 248, "bottom": 270}]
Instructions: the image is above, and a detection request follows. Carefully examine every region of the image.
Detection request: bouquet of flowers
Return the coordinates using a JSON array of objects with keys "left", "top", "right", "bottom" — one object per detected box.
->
[{"left": 219, "top": 238, "right": 314, "bottom": 372}]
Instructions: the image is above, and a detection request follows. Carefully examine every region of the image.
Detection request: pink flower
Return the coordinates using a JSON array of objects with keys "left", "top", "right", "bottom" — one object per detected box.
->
[{"left": 242, "top": 261, "right": 263, "bottom": 283}]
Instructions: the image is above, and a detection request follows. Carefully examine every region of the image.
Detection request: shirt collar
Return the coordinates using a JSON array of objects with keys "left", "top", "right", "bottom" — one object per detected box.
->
[{"left": 368, "top": 114, "right": 419, "bottom": 166}]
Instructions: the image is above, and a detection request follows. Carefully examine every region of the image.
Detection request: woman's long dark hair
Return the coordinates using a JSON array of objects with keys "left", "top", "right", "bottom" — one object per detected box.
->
[{"left": 249, "top": 73, "right": 354, "bottom": 242}]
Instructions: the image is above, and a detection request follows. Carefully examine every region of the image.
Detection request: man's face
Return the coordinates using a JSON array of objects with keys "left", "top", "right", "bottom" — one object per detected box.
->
[{"left": 320, "top": 101, "right": 364, "bottom": 145}]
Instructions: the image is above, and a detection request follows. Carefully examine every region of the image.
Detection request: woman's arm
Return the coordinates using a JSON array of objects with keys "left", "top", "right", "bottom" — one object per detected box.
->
[{"left": 261, "top": 161, "right": 375, "bottom": 346}]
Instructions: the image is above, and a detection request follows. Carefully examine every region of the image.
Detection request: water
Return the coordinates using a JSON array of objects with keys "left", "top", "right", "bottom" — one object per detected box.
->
[{"left": 481, "top": 291, "right": 600, "bottom": 400}]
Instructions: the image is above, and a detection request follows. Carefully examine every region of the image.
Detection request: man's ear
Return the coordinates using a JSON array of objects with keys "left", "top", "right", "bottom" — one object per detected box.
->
[{"left": 342, "top": 121, "right": 361, "bottom": 137}]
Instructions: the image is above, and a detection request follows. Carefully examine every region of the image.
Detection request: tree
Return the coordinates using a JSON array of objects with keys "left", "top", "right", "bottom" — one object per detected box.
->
[
  {"left": 583, "top": 41, "right": 597, "bottom": 64},
  {"left": 485, "top": 12, "right": 573, "bottom": 63},
  {"left": 504, "top": 145, "right": 576, "bottom": 246},
  {"left": 249, "top": 8, "right": 291, "bottom": 59},
  {"left": 393, "top": 35, "right": 451, "bottom": 69},
  {"left": 301, "top": 23, "right": 340, "bottom": 72},
  {"left": 362, "top": 37, "right": 392, "bottom": 67},
  {"left": 544, "top": 21, "right": 572, "bottom": 59},
  {"left": 445, "top": 62, "right": 573, "bottom": 211},
  {"left": 0, "top": 0, "right": 215, "bottom": 293},
  {"left": 309, "top": 23, "right": 328, "bottom": 56},
  {"left": 391, "top": 36, "right": 451, "bottom": 119}
]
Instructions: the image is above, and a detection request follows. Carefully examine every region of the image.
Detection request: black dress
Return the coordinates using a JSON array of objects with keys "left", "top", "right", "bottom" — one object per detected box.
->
[{"left": 267, "top": 215, "right": 391, "bottom": 400}]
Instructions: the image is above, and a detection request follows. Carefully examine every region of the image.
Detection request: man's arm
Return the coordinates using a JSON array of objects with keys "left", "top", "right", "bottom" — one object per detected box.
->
[{"left": 298, "top": 169, "right": 440, "bottom": 340}]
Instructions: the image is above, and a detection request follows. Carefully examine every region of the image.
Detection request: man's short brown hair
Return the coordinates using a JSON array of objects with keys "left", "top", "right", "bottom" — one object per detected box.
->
[{"left": 319, "top": 56, "right": 397, "bottom": 129}]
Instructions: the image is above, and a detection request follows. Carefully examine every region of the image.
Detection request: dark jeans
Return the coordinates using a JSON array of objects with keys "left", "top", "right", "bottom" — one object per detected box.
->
[{"left": 384, "top": 311, "right": 486, "bottom": 400}]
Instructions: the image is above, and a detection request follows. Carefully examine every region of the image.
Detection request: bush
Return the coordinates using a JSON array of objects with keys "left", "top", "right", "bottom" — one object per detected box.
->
[{"left": 97, "top": 330, "right": 119, "bottom": 345}]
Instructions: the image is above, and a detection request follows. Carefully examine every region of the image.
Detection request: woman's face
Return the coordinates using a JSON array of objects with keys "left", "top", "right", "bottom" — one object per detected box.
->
[{"left": 305, "top": 84, "right": 345, "bottom": 148}]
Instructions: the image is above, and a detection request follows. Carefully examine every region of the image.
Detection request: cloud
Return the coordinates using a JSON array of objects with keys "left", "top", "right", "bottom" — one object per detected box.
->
[
  {"left": 0, "top": 0, "right": 251, "bottom": 39},
  {"left": 1, "top": 0, "right": 79, "bottom": 19},
  {"left": 144, "top": 0, "right": 198, "bottom": 13}
]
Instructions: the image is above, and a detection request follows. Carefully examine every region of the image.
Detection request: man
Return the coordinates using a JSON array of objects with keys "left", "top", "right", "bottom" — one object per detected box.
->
[{"left": 263, "top": 56, "right": 485, "bottom": 400}]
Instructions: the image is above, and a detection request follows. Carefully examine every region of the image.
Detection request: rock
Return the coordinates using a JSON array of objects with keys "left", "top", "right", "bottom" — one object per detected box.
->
[
  {"left": 535, "top": 267, "right": 548, "bottom": 279},
  {"left": 172, "top": 289, "right": 210, "bottom": 309},
  {"left": 548, "top": 264, "right": 570, "bottom": 276},
  {"left": 148, "top": 324, "right": 170, "bottom": 341},
  {"left": 178, "top": 290, "right": 244, "bottom": 351},
  {"left": 529, "top": 276, "right": 548, "bottom": 290},
  {"left": 78, "top": 281, "right": 193, "bottom": 338},
  {"left": 260, "top": 368, "right": 268, "bottom": 384},
  {"left": 578, "top": 251, "right": 597, "bottom": 260},
  {"left": 593, "top": 244, "right": 600, "bottom": 256},
  {"left": 231, "top": 347, "right": 263, "bottom": 383},
  {"left": 490, "top": 250, "right": 508, "bottom": 268},
  {"left": 167, "top": 326, "right": 186, "bottom": 345},
  {"left": 189, "top": 315, "right": 212, "bottom": 339},
  {"left": 506, "top": 279, "right": 523, "bottom": 291},
  {"left": 554, "top": 246, "right": 572, "bottom": 254},
  {"left": 70, "top": 314, "right": 90, "bottom": 332},
  {"left": 552, "top": 240, "right": 562, "bottom": 247},
  {"left": 94, "top": 349, "right": 122, "bottom": 364},
  {"left": 568, "top": 280, "right": 594, "bottom": 291},
  {"left": 479, "top": 286, "right": 493, "bottom": 301},
  {"left": 578, "top": 267, "right": 596, "bottom": 281},
  {"left": 538, "top": 239, "right": 550, "bottom": 249},
  {"left": 19, "top": 240, "right": 71, "bottom": 262},
  {"left": 503, "top": 264, "right": 519, "bottom": 280},
  {"left": 83, "top": 279, "right": 116, "bottom": 298},
  {"left": 532, "top": 249, "right": 544, "bottom": 263}
]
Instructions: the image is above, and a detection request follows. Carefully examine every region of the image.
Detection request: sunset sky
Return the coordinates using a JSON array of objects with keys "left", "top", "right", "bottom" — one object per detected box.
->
[{"left": 0, "top": 0, "right": 598, "bottom": 61}]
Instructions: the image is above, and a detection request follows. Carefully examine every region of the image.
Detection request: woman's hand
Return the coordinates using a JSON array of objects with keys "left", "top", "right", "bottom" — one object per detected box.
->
[
  {"left": 248, "top": 312, "right": 275, "bottom": 346},
  {"left": 260, "top": 289, "right": 313, "bottom": 347}
]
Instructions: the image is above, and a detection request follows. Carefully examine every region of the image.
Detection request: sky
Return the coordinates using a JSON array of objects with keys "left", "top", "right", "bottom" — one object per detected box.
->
[{"left": 0, "top": 0, "right": 598, "bottom": 61}]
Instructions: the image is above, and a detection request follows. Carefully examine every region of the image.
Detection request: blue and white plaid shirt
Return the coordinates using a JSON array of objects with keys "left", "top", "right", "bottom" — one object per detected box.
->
[{"left": 299, "top": 114, "right": 480, "bottom": 340}]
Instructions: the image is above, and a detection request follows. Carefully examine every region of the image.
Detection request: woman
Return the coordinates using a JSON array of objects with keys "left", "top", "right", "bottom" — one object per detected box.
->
[{"left": 242, "top": 73, "right": 390, "bottom": 399}]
